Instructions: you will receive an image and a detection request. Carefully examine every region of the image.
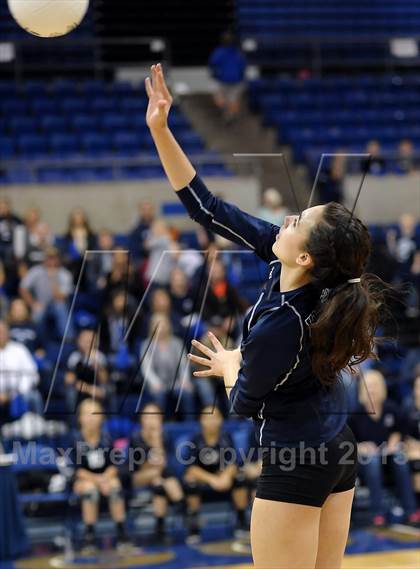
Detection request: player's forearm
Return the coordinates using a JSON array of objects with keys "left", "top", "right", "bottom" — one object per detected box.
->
[{"left": 150, "top": 126, "right": 196, "bottom": 191}]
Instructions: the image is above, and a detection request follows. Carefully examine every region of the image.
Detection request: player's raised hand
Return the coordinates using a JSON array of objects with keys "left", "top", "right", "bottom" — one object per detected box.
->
[{"left": 145, "top": 63, "right": 173, "bottom": 131}]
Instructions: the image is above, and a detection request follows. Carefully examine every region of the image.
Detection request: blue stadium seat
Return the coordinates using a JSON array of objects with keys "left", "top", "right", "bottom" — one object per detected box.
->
[
  {"left": 0, "top": 136, "right": 16, "bottom": 158},
  {"left": 17, "top": 134, "right": 49, "bottom": 158},
  {"left": 70, "top": 113, "right": 99, "bottom": 132},
  {"left": 80, "top": 132, "right": 113, "bottom": 156},
  {"left": 49, "top": 134, "right": 80, "bottom": 157}
]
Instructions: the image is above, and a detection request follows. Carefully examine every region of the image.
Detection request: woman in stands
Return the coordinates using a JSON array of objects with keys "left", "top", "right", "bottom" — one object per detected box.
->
[
  {"left": 72, "top": 398, "right": 130, "bottom": 553},
  {"left": 348, "top": 370, "right": 418, "bottom": 526},
  {"left": 183, "top": 405, "right": 249, "bottom": 543},
  {"left": 145, "top": 63, "right": 389, "bottom": 568},
  {"left": 130, "top": 402, "right": 185, "bottom": 544}
]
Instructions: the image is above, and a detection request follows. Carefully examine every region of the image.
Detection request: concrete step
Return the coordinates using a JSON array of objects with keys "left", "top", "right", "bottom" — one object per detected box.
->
[{"left": 179, "top": 93, "right": 311, "bottom": 211}]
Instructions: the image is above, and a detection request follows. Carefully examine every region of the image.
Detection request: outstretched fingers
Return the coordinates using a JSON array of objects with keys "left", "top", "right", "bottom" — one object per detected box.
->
[
  {"left": 191, "top": 339, "right": 214, "bottom": 358},
  {"left": 156, "top": 63, "right": 172, "bottom": 101},
  {"left": 145, "top": 76, "right": 153, "bottom": 98},
  {"left": 188, "top": 353, "right": 211, "bottom": 367},
  {"left": 208, "top": 331, "right": 223, "bottom": 352}
]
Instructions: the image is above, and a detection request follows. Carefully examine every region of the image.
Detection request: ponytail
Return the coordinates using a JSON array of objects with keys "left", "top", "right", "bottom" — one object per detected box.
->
[
  {"left": 309, "top": 274, "right": 389, "bottom": 386},
  {"left": 306, "top": 202, "right": 398, "bottom": 387}
]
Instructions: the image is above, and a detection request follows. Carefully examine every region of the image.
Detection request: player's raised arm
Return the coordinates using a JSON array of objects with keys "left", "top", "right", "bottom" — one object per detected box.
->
[{"left": 145, "top": 63, "right": 279, "bottom": 263}]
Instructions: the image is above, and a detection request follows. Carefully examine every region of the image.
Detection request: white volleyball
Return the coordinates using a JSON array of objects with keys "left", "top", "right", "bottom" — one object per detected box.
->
[{"left": 7, "top": 0, "right": 89, "bottom": 38}]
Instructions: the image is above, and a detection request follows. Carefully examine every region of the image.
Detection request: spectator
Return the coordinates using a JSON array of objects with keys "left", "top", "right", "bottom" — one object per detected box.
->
[
  {"left": 140, "top": 314, "right": 194, "bottom": 417},
  {"left": 170, "top": 241, "right": 203, "bottom": 282},
  {"left": 7, "top": 299, "right": 41, "bottom": 355},
  {"left": 236, "top": 427, "right": 262, "bottom": 506},
  {"left": 348, "top": 370, "right": 417, "bottom": 526},
  {"left": 0, "top": 197, "right": 22, "bottom": 261},
  {"left": 129, "top": 200, "right": 156, "bottom": 261},
  {"left": 386, "top": 213, "right": 419, "bottom": 280},
  {"left": 71, "top": 398, "right": 130, "bottom": 553},
  {"left": 130, "top": 402, "right": 185, "bottom": 544},
  {"left": 23, "top": 221, "right": 53, "bottom": 267},
  {"left": 168, "top": 267, "right": 194, "bottom": 321},
  {"left": 191, "top": 317, "right": 237, "bottom": 411},
  {"left": 361, "top": 140, "right": 386, "bottom": 175},
  {"left": 104, "top": 248, "right": 143, "bottom": 305},
  {"left": 60, "top": 208, "right": 97, "bottom": 289},
  {"left": 405, "top": 371, "right": 420, "bottom": 513},
  {"left": 13, "top": 207, "right": 42, "bottom": 262},
  {"left": 100, "top": 289, "right": 143, "bottom": 391},
  {"left": 0, "top": 320, "right": 42, "bottom": 426},
  {"left": 316, "top": 154, "right": 346, "bottom": 204},
  {"left": 101, "top": 289, "right": 141, "bottom": 356},
  {"left": 62, "top": 208, "right": 97, "bottom": 262},
  {"left": 202, "top": 258, "right": 246, "bottom": 323},
  {"left": 19, "top": 246, "right": 74, "bottom": 342},
  {"left": 148, "top": 287, "right": 184, "bottom": 339},
  {"left": 144, "top": 219, "right": 176, "bottom": 287},
  {"left": 386, "top": 213, "right": 420, "bottom": 318},
  {"left": 209, "top": 31, "right": 247, "bottom": 125},
  {"left": 258, "top": 188, "right": 289, "bottom": 226},
  {"left": 396, "top": 139, "right": 418, "bottom": 175},
  {"left": 65, "top": 329, "right": 109, "bottom": 417},
  {"left": 183, "top": 405, "right": 248, "bottom": 543},
  {"left": 86, "top": 228, "right": 115, "bottom": 291},
  {"left": 0, "top": 260, "right": 8, "bottom": 319}
]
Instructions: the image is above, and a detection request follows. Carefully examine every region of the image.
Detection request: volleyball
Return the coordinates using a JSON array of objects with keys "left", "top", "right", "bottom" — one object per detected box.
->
[{"left": 7, "top": 0, "right": 89, "bottom": 38}]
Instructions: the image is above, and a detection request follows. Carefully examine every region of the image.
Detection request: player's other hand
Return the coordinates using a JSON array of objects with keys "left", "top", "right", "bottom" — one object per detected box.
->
[{"left": 145, "top": 63, "right": 173, "bottom": 131}]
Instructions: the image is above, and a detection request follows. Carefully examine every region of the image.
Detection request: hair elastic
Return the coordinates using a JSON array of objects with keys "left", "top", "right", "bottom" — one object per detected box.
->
[{"left": 347, "top": 278, "right": 361, "bottom": 284}]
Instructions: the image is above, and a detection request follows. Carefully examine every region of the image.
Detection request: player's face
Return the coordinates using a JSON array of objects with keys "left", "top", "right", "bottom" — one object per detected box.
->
[{"left": 272, "top": 205, "right": 326, "bottom": 267}]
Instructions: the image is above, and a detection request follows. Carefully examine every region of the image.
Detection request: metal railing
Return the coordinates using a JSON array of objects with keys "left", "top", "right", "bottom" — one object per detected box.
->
[
  {"left": 241, "top": 35, "right": 420, "bottom": 76},
  {"left": 0, "top": 152, "right": 260, "bottom": 183},
  {"left": 0, "top": 36, "right": 172, "bottom": 82}
]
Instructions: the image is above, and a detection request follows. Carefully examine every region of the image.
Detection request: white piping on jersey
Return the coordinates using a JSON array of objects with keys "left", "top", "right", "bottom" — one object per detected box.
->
[
  {"left": 247, "top": 291, "right": 264, "bottom": 332},
  {"left": 269, "top": 260, "right": 281, "bottom": 265},
  {"left": 187, "top": 184, "right": 256, "bottom": 250},
  {"left": 273, "top": 297, "right": 304, "bottom": 390},
  {"left": 258, "top": 401, "right": 266, "bottom": 445},
  {"left": 258, "top": 298, "right": 304, "bottom": 445}
]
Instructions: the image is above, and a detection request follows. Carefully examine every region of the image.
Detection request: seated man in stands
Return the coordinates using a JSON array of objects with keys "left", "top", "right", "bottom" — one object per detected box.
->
[
  {"left": 130, "top": 402, "right": 185, "bottom": 544},
  {"left": 348, "top": 370, "right": 418, "bottom": 527},
  {"left": 0, "top": 320, "right": 42, "bottom": 427},
  {"left": 19, "top": 246, "right": 74, "bottom": 343},
  {"left": 71, "top": 398, "right": 130, "bottom": 552},
  {"left": 183, "top": 405, "right": 248, "bottom": 543}
]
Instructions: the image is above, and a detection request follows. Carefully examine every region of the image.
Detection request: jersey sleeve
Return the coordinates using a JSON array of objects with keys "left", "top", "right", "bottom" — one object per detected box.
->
[
  {"left": 177, "top": 174, "right": 279, "bottom": 263},
  {"left": 229, "top": 305, "right": 304, "bottom": 417}
]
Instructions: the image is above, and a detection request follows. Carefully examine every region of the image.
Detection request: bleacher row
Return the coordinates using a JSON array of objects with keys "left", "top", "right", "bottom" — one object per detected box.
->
[
  {"left": 235, "top": 0, "right": 420, "bottom": 36},
  {"left": 248, "top": 76, "right": 420, "bottom": 161},
  {"left": 0, "top": 80, "right": 231, "bottom": 183}
]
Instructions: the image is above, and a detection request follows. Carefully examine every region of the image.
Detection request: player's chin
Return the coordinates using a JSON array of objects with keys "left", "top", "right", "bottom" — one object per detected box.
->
[{"left": 271, "top": 240, "right": 282, "bottom": 260}]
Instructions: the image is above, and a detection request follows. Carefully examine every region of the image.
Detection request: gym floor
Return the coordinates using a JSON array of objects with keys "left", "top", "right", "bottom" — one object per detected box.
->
[{"left": 4, "top": 525, "right": 419, "bottom": 569}]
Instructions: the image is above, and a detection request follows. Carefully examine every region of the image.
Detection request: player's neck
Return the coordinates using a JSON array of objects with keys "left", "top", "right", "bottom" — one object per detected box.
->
[{"left": 279, "top": 267, "right": 311, "bottom": 293}]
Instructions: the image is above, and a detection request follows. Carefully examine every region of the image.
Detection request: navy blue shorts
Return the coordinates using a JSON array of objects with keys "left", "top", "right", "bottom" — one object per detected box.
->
[{"left": 256, "top": 423, "right": 358, "bottom": 507}]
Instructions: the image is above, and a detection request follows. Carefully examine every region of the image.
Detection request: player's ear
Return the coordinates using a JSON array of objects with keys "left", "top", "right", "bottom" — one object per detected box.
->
[{"left": 296, "top": 252, "right": 314, "bottom": 269}]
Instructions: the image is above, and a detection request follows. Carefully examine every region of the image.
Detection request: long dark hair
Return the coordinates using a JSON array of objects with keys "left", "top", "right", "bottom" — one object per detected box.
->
[{"left": 306, "top": 202, "right": 395, "bottom": 387}]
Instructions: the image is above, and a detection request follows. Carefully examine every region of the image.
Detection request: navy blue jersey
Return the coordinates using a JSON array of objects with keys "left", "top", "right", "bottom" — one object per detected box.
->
[
  {"left": 177, "top": 174, "right": 348, "bottom": 448},
  {"left": 188, "top": 431, "right": 237, "bottom": 474}
]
